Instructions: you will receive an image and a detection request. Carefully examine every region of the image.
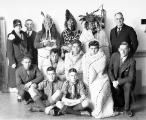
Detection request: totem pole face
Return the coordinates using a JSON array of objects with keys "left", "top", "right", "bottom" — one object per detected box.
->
[
  {"left": 67, "top": 19, "right": 74, "bottom": 30},
  {"left": 88, "top": 22, "right": 96, "bottom": 31},
  {"left": 43, "top": 15, "right": 53, "bottom": 31}
]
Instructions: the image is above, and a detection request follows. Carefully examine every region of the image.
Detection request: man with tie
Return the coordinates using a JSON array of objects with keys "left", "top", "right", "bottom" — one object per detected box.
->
[
  {"left": 110, "top": 12, "right": 139, "bottom": 56},
  {"left": 25, "top": 19, "right": 38, "bottom": 64},
  {"left": 108, "top": 41, "right": 136, "bottom": 117},
  {"left": 57, "top": 68, "right": 90, "bottom": 116}
]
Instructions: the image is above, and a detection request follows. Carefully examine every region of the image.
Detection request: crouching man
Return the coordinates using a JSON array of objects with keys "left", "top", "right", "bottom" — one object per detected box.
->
[
  {"left": 56, "top": 68, "right": 90, "bottom": 116},
  {"left": 28, "top": 67, "right": 63, "bottom": 116},
  {"left": 16, "top": 54, "right": 44, "bottom": 104}
]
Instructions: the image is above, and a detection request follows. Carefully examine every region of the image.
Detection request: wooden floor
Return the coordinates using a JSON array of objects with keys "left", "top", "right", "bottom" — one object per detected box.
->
[{"left": 0, "top": 92, "right": 146, "bottom": 120}]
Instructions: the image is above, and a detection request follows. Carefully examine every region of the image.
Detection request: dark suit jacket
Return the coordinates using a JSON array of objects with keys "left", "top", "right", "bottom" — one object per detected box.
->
[
  {"left": 108, "top": 52, "right": 136, "bottom": 86},
  {"left": 16, "top": 64, "right": 44, "bottom": 90},
  {"left": 26, "top": 31, "right": 38, "bottom": 64},
  {"left": 110, "top": 24, "right": 139, "bottom": 56}
]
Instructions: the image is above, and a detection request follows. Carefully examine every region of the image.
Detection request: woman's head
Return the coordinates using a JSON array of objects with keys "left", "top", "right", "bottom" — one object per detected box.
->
[
  {"left": 68, "top": 68, "right": 78, "bottom": 83},
  {"left": 71, "top": 40, "right": 82, "bottom": 55},
  {"left": 13, "top": 19, "right": 22, "bottom": 33},
  {"left": 89, "top": 41, "right": 99, "bottom": 56}
]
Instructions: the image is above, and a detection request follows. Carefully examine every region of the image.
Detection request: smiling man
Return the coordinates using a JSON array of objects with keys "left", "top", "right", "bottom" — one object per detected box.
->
[
  {"left": 108, "top": 41, "right": 136, "bottom": 117},
  {"left": 110, "top": 12, "right": 139, "bottom": 56}
]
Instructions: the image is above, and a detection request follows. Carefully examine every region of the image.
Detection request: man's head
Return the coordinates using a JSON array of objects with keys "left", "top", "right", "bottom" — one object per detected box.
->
[
  {"left": 46, "top": 67, "right": 56, "bottom": 82},
  {"left": 68, "top": 68, "right": 78, "bottom": 83},
  {"left": 114, "top": 12, "right": 124, "bottom": 27},
  {"left": 50, "top": 48, "right": 60, "bottom": 63},
  {"left": 21, "top": 55, "right": 32, "bottom": 70},
  {"left": 25, "top": 19, "right": 34, "bottom": 31},
  {"left": 71, "top": 40, "right": 82, "bottom": 55},
  {"left": 89, "top": 41, "right": 99, "bottom": 56},
  {"left": 118, "top": 41, "right": 130, "bottom": 58},
  {"left": 13, "top": 19, "right": 22, "bottom": 33}
]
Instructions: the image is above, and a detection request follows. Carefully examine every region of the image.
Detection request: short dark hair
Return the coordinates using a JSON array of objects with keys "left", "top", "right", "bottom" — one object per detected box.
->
[
  {"left": 68, "top": 68, "right": 77, "bottom": 73},
  {"left": 88, "top": 40, "right": 99, "bottom": 48},
  {"left": 50, "top": 48, "right": 60, "bottom": 55},
  {"left": 71, "top": 40, "right": 82, "bottom": 48},
  {"left": 47, "top": 67, "right": 55, "bottom": 72},
  {"left": 25, "top": 19, "right": 33, "bottom": 23},
  {"left": 114, "top": 12, "right": 124, "bottom": 18},
  {"left": 120, "top": 41, "right": 129, "bottom": 48},
  {"left": 21, "top": 54, "right": 32, "bottom": 61}
]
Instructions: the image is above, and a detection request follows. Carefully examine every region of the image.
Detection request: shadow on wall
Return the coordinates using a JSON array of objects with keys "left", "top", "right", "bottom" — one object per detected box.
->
[{"left": 134, "top": 70, "right": 145, "bottom": 95}]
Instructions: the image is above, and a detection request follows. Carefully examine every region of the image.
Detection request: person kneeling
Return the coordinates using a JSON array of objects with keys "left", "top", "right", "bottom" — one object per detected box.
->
[
  {"left": 16, "top": 54, "right": 44, "bottom": 104},
  {"left": 28, "top": 67, "right": 63, "bottom": 116},
  {"left": 57, "top": 68, "right": 90, "bottom": 116}
]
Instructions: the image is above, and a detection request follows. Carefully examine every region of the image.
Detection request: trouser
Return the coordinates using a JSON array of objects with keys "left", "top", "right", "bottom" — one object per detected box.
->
[
  {"left": 38, "top": 55, "right": 49, "bottom": 79},
  {"left": 56, "top": 99, "right": 89, "bottom": 114},
  {"left": 18, "top": 84, "right": 41, "bottom": 101},
  {"left": 112, "top": 82, "right": 134, "bottom": 111}
]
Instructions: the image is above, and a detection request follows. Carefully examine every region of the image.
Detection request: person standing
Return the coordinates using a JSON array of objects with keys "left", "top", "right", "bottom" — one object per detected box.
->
[
  {"left": 25, "top": 19, "right": 38, "bottom": 64},
  {"left": 7, "top": 19, "right": 30, "bottom": 88},
  {"left": 110, "top": 12, "right": 139, "bottom": 56},
  {"left": 34, "top": 12, "right": 61, "bottom": 76}
]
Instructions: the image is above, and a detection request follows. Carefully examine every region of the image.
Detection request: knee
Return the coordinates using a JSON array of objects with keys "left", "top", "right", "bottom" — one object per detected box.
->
[
  {"left": 56, "top": 101, "right": 64, "bottom": 109},
  {"left": 82, "top": 99, "right": 89, "bottom": 108},
  {"left": 52, "top": 90, "right": 62, "bottom": 101},
  {"left": 124, "top": 82, "right": 132, "bottom": 91}
]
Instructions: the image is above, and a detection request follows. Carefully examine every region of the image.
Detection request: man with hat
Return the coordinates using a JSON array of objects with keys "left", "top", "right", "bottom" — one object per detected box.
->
[
  {"left": 15, "top": 54, "right": 44, "bottom": 104},
  {"left": 61, "top": 9, "right": 81, "bottom": 59},
  {"left": 7, "top": 19, "right": 31, "bottom": 89}
]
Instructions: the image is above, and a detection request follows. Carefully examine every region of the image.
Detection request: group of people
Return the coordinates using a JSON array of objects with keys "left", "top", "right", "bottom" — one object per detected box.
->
[{"left": 6, "top": 9, "right": 139, "bottom": 118}]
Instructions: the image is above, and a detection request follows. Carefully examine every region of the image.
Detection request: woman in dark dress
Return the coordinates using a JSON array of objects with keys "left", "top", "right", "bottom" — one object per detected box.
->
[{"left": 7, "top": 19, "right": 30, "bottom": 88}]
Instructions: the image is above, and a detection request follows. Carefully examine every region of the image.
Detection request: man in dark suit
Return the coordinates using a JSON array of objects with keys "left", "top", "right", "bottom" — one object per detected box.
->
[
  {"left": 108, "top": 41, "right": 136, "bottom": 117},
  {"left": 25, "top": 19, "right": 38, "bottom": 64},
  {"left": 110, "top": 12, "right": 139, "bottom": 56},
  {"left": 16, "top": 54, "right": 44, "bottom": 104}
]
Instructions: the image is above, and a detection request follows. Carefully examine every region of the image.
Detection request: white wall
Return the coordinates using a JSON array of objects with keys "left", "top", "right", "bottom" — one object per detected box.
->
[
  {"left": 0, "top": 0, "right": 146, "bottom": 50},
  {"left": 0, "top": 0, "right": 146, "bottom": 94}
]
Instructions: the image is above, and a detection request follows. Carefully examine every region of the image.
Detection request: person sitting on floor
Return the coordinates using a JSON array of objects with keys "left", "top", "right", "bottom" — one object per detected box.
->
[
  {"left": 28, "top": 67, "right": 64, "bottom": 116},
  {"left": 56, "top": 68, "right": 90, "bottom": 116},
  {"left": 16, "top": 54, "right": 44, "bottom": 104},
  {"left": 108, "top": 41, "right": 136, "bottom": 117}
]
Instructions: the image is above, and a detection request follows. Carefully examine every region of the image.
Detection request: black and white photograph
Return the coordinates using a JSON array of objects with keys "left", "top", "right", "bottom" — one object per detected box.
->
[{"left": 0, "top": 0, "right": 146, "bottom": 120}]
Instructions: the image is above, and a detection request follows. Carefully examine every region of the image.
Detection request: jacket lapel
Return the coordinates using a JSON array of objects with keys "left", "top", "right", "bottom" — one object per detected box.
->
[
  {"left": 117, "top": 24, "right": 126, "bottom": 39},
  {"left": 120, "top": 56, "right": 130, "bottom": 73},
  {"left": 114, "top": 53, "right": 120, "bottom": 78}
]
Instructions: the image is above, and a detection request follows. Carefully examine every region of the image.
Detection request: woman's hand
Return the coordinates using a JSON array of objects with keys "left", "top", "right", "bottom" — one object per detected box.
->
[
  {"left": 8, "top": 34, "right": 15, "bottom": 41},
  {"left": 11, "top": 63, "right": 16, "bottom": 69}
]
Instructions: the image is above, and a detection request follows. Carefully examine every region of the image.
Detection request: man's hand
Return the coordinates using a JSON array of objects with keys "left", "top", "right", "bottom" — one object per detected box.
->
[
  {"left": 8, "top": 34, "right": 15, "bottom": 41},
  {"left": 24, "top": 81, "right": 32, "bottom": 90},
  {"left": 113, "top": 81, "right": 119, "bottom": 89},
  {"left": 12, "top": 63, "right": 16, "bottom": 69}
]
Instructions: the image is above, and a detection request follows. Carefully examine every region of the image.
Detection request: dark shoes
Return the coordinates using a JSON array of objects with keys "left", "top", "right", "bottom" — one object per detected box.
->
[{"left": 125, "top": 110, "right": 133, "bottom": 117}]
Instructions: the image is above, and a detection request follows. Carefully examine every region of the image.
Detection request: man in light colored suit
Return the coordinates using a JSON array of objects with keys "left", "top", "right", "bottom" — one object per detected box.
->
[{"left": 108, "top": 41, "right": 136, "bottom": 117}]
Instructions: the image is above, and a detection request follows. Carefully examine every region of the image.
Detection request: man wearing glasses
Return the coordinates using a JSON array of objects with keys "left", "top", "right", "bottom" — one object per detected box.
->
[{"left": 110, "top": 12, "right": 139, "bottom": 56}]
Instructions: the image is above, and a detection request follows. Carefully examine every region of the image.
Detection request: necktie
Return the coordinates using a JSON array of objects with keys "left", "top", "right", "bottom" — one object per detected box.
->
[
  {"left": 27, "top": 31, "right": 30, "bottom": 37},
  {"left": 71, "top": 83, "right": 76, "bottom": 98},
  {"left": 117, "top": 28, "right": 121, "bottom": 36}
]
